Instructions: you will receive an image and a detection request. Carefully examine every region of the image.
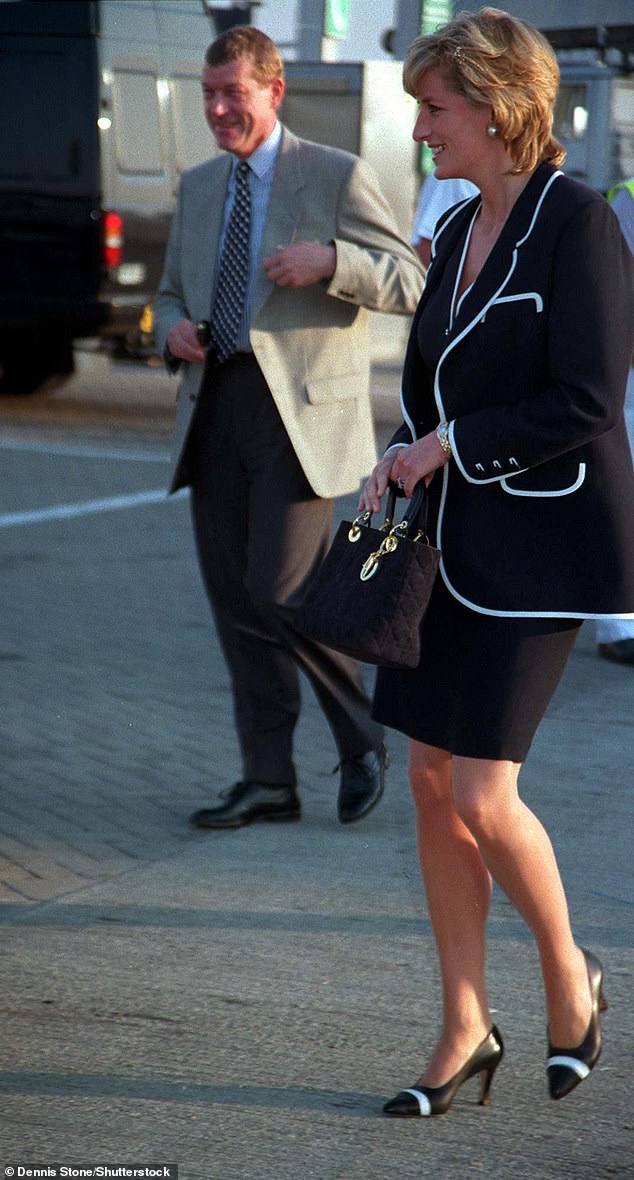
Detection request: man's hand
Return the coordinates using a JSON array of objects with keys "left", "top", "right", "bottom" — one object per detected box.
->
[
  {"left": 167, "top": 319, "right": 207, "bottom": 364},
  {"left": 263, "top": 242, "right": 336, "bottom": 288}
]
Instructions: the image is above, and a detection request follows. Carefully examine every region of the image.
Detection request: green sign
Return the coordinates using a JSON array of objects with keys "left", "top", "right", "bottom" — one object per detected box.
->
[
  {"left": 324, "top": 0, "right": 350, "bottom": 39},
  {"left": 420, "top": 1, "right": 452, "bottom": 172},
  {"left": 421, "top": 0, "right": 452, "bottom": 35}
]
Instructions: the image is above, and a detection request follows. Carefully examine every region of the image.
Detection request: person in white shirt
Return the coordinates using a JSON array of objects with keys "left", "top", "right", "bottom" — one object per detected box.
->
[{"left": 411, "top": 173, "right": 478, "bottom": 267}]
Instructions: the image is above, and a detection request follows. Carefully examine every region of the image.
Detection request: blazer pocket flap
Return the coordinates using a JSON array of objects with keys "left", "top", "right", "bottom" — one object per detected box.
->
[
  {"left": 500, "top": 462, "right": 586, "bottom": 497},
  {"left": 305, "top": 375, "right": 360, "bottom": 404}
]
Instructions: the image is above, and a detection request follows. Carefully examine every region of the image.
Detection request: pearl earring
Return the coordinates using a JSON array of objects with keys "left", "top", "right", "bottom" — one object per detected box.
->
[{"left": 487, "top": 125, "right": 498, "bottom": 137}]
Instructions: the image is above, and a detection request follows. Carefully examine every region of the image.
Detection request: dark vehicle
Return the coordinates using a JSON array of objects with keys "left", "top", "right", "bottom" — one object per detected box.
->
[{"left": 0, "top": 0, "right": 216, "bottom": 392}]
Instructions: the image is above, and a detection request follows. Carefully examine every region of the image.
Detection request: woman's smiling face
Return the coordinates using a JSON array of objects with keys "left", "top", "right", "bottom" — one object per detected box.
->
[{"left": 413, "top": 68, "right": 493, "bottom": 184}]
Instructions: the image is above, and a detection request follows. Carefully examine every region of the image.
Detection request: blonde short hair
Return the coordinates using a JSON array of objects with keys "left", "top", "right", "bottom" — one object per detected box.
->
[
  {"left": 205, "top": 26, "right": 284, "bottom": 87},
  {"left": 403, "top": 7, "right": 565, "bottom": 173}
]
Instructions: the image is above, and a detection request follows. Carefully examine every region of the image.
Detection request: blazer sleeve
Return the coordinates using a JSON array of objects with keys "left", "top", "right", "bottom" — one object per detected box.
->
[
  {"left": 153, "top": 181, "right": 189, "bottom": 357},
  {"left": 451, "top": 197, "right": 634, "bottom": 484},
  {"left": 324, "top": 156, "right": 424, "bottom": 315}
]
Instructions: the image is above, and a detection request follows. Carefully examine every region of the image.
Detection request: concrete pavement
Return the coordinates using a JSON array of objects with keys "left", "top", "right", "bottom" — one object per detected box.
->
[{"left": 0, "top": 364, "right": 632, "bottom": 1179}]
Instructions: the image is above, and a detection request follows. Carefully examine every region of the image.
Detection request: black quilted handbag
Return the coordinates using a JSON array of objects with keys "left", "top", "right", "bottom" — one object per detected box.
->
[{"left": 296, "top": 482, "right": 440, "bottom": 670}]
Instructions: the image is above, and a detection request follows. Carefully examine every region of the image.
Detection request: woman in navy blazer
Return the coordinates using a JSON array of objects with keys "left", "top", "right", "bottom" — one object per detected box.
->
[{"left": 360, "top": 8, "right": 634, "bottom": 1118}]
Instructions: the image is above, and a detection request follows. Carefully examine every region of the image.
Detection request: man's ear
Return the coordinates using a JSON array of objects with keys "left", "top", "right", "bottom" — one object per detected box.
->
[{"left": 270, "top": 76, "right": 285, "bottom": 110}]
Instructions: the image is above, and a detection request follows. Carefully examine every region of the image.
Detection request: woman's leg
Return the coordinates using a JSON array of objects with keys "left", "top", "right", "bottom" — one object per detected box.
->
[
  {"left": 409, "top": 740, "right": 494, "bottom": 1086},
  {"left": 451, "top": 755, "right": 592, "bottom": 1047}
]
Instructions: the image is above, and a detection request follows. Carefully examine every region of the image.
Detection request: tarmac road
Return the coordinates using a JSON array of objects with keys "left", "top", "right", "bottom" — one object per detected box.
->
[{"left": 0, "top": 353, "right": 632, "bottom": 1179}]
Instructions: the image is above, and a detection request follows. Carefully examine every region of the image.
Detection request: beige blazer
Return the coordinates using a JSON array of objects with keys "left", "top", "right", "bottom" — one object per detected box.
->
[{"left": 154, "top": 127, "right": 423, "bottom": 498}]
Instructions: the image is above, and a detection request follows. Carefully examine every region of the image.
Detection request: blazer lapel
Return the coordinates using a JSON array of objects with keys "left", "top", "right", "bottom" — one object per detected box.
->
[
  {"left": 427, "top": 164, "right": 562, "bottom": 422},
  {"left": 251, "top": 126, "right": 305, "bottom": 322},
  {"left": 448, "top": 164, "right": 562, "bottom": 340}
]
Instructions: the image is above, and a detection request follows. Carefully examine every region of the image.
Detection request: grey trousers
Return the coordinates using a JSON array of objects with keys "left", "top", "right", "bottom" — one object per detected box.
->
[{"left": 189, "top": 354, "right": 383, "bottom": 785}]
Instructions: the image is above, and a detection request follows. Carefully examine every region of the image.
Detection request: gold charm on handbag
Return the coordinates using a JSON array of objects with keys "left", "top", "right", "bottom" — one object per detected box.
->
[{"left": 360, "top": 525, "right": 403, "bottom": 581}]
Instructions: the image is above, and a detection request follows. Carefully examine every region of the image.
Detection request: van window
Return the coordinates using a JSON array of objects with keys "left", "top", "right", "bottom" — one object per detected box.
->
[
  {"left": 112, "top": 69, "right": 164, "bottom": 175},
  {"left": 170, "top": 74, "right": 214, "bottom": 174},
  {"left": 554, "top": 84, "right": 590, "bottom": 142}
]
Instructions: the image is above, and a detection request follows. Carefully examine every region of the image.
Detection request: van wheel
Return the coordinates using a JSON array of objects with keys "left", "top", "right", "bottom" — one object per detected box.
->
[{"left": 0, "top": 335, "right": 74, "bottom": 395}]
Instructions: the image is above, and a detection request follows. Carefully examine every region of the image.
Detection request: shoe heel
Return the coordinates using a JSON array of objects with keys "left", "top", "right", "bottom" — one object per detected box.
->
[
  {"left": 478, "top": 1060, "right": 498, "bottom": 1107},
  {"left": 599, "top": 990, "right": 608, "bottom": 1013}
]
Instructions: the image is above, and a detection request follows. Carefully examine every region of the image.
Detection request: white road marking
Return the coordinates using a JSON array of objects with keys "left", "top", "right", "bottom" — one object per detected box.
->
[
  {"left": 0, "top": 489, "right": 186, "bottom": 529},
  {"left": 0, "top": 440, "right": 170, "bottom": 463}
]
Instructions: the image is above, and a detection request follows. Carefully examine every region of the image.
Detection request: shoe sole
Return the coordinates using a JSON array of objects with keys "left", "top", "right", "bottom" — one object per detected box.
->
[{"left": 193, "top": 810, "right": 301, "bottom": 830}]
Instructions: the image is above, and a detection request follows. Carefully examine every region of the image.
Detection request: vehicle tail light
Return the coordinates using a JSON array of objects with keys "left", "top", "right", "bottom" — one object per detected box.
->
[{"left": 103, "top": 211, "right": 124, "bottom": 268}]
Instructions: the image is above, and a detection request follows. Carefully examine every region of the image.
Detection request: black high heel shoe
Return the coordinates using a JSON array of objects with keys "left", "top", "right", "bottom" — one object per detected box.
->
[
  {"left": 383, "top": 1025, "right": 504, "bottom": 1118},
  {"left": 546, "top": 948, "right": 608, "bottom": 1101}
]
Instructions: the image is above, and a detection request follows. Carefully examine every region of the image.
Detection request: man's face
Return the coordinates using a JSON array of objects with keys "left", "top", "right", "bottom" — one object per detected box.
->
[{"left": 201, "top": 56, "right": 284, "bottom": 159}]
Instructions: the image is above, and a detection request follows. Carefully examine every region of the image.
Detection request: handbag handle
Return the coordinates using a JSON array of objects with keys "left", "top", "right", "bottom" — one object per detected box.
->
[
  {"left": 348, "top": 481, "right": 430, "bottom": 543},
  {"left": 390, "top": 480, "right": 430, "bottom": 540}
]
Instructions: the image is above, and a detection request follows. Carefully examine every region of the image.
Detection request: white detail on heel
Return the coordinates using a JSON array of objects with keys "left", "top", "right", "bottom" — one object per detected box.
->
[
  {"left": 403, "top": 1088, "right": 432, "bottom": 1116},
  {"left": 546, "top": 1055, "right": 590, "bottom": 1079}
]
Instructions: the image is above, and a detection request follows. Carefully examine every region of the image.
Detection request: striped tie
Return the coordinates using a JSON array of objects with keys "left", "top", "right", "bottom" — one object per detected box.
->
[{"left": 210, "top": 161, "right": 251, "bottom": 363}]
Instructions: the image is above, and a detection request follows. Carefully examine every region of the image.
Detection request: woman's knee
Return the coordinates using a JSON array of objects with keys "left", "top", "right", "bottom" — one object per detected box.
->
[
  {"left": 451, "top": 759, "right": 520, "bottom": 839},
  {"left": 408, "top": 742, "right": 452, "bottom": 812}
]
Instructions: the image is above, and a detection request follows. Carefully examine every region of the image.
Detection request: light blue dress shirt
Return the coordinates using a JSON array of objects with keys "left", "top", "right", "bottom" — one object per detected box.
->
[{"left": 213, "top": 120, "right": 282, "bottom": 353}]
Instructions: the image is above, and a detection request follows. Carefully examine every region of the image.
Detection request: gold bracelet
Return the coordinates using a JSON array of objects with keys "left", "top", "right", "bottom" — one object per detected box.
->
[{"left": 436, "top": 421, "right": 453, "bottom": 458}]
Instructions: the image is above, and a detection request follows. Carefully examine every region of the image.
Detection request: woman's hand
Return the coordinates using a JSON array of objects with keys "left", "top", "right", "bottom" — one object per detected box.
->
[
  {"left": 390, "top": 432, "right": 449, "bottom": 498},
  {"left": 358, "top": 451, "right": 400, "bottom": 513},
  {"left": 359, "top": 431, "right": 450, "bottom": 512}
]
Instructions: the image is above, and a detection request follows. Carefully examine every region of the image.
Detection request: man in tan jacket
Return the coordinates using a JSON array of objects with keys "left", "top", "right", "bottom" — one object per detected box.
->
[{"left": 154, "top": 26, "right": 423, "bottom": 830}]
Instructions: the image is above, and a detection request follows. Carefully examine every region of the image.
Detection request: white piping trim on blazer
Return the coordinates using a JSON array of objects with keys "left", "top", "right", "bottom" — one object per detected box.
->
[
  {"left": 434, "top": 170, "right": 564, "bottom": 482},
  {"left": 450, "top": 431, "right": 530, "bottom": 485},
  {"left": 433, "top": 222, "right": 518, "bottom": 426},
  {"left": 500, "top": 462, "right": 586, "bottom": 497},
  {"left": 514, "top": 170, "right": 564, "bottom": 247},
  {"left": 448, "top": 214, "right": 478, "bottom": 333},
  {"left": 480, "top": 291, "right": 544, "bottom": 323},
  {"left": 396, "top": 197, "right": 482, "bottom": 451},
  {"left": 399, "top": 378, "right": 417, "bottom": 446},
  {"left": 437, "top": 552, "right": 634, "bottom": 619},
  {"left": 430, "top": 196, "right": 475, "bottom": 262}
]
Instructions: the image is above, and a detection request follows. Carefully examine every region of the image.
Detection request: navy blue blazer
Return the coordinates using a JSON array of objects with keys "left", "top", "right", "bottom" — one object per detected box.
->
[{"left": 390, "top": 164, "right": 634, "bottom": 618}]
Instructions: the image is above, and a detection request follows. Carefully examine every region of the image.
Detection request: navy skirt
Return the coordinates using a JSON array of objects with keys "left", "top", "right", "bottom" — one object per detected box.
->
[{"left": 372, "top": 576, "right": 581, "bottom": 763}]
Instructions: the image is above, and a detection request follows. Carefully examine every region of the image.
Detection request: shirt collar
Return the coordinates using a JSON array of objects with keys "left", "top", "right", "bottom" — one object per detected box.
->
[{"left": 238, "top": 120, "right": 282, "bottom": 180}]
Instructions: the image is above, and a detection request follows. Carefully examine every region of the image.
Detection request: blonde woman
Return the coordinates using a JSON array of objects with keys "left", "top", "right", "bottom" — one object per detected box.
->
[{"left": 360, "top": 7, "right": 634, "bottom": 1117}]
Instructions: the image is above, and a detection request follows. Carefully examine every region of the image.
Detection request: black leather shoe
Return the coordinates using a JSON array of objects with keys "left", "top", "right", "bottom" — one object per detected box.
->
[
  {"left": 598, "top": 639, "right": 634, "bottom": 665},
  {"left": 546, "top": 948, "right": 607, "bottom": 1101},
  {"left": 190, "top": 781, "right": 301, "bottom": 829},
  {"left": 383, "top": 1025, "right": 504, "bottom": 1118},
  {"left": 337, "top": 744, "right": 388, "bottom": 824}
]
